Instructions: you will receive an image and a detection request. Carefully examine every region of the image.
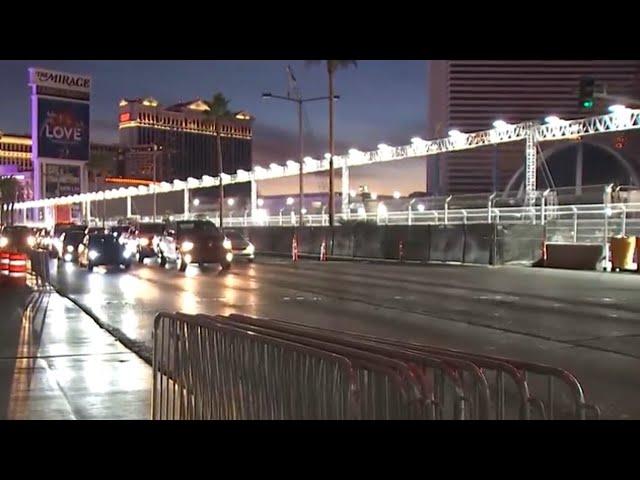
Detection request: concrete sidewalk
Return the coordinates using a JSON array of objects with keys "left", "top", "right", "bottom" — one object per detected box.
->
[{"left": 0, "top": 285, "right": 151, "bottom": 420}]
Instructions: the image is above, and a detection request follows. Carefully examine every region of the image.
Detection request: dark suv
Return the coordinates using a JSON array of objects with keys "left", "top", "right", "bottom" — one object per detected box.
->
[
  {"left": 156, "top": 220, "right": 233, "bottom": 272},
  {"left": 135, "top": 222, "right": 165, "bottom": 263}
]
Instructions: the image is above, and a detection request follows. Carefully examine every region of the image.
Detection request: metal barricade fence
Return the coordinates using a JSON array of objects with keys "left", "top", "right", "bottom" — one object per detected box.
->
[
  {"left": 250, "top": 318, "right": 599, "bottom": 420},
  {"left": 153, "top": 313, "right": 359, "bottom": 420},
  {"left": 28, "top": 250, "right": 51, "bottom": 287},
  {"left": 152, "top": 312, "right": 600, "bottom": 420}
]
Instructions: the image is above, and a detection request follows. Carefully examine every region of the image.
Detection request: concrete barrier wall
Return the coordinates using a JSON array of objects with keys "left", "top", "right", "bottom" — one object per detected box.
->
[
  {"left": 271, "top": 227, "right": 295, "bottom": 254},
  {"left": 246, "top": 228, "right": 275, "bottom": 253},
  {"left": 405, "top": 226, "right": 429, "bottom": 262},
  {"left": 495, "top": 224, "right": 545, "bottom": 265},
  {"left": 463, "top": 224, "right": 495, "bottom": 265},
  {"left": 382, "top": 225, "right": 408, "bottom": 260},
  {"left": 429, "top": 225, "right": 465, "bottom": 263},
  {"left": 247, "top": 223, "right": 544, "bottom": 267},
  {"left": 545, "top": 243, "right": 604, "bottom": 270},
  {"left": 298, "top": 227, "right": 328, "bottom": 256},
  {"left": 332, "top": 227, "right": 354, "bottom": 257},
  {"left": 353, "top": 223, "right": 385, "bottom": 258}
]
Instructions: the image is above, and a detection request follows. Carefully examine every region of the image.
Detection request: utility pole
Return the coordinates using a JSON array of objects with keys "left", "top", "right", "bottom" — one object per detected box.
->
[
  {"left": 216, "top": 122, "right": 224, "bottom": 230},
  {"left": 262, "top": 66, "right": 338, "bottom": 226},
  {"left": 152, "top": 144, "right": 160, "bottom": 221}
]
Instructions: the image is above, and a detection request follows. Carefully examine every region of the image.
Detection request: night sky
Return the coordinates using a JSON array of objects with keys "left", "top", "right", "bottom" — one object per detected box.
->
[{"left": 0, "top": 60, "right": 428, "bottom": 196}]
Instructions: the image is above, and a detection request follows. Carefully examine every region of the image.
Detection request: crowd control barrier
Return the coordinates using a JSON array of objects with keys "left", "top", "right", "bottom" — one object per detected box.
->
[{"left": 152, "top": 312, "right": 599, "bottom": 420}]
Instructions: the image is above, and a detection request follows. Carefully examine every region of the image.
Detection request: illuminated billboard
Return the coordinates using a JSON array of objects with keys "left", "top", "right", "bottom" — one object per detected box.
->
[
  {"left": 37, "top": 97, "right": 90, "bottom": 161},
  {"left": 43, "top": 164, "right": 82, "bottom": 197}
]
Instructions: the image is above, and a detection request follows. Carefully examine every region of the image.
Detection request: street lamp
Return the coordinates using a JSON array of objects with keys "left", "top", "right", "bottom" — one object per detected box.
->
[
  {"left": 609, "top": 104, "right": 628, "bottom": 114},
  {"left": 193, "top": 198, "right": 200, "bottom": 207},
  {"left": 262, "top": 91, "right": 339, "bottom": 225},
  {"left": 286, "top": 196, "right": 294, "bottom": 206},
  {"left": 545, "top": 115, "right": 566, "bottom": 125},
  {"left": 393, "top": 191, "right": 401, "bottom": 199},
  {"left": 227, "top": 198, "right": 235, "bottom": 207},
  {"left": 257, "top": 198, "right": 264, "bottom": 207},
  {"left": 492, "top": 120, "right": 510, "bottom": 130}
]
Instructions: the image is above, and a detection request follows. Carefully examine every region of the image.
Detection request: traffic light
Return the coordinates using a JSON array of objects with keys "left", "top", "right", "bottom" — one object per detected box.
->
[{"left": 579, "top": 77, "right": 595, "bottom": 110}]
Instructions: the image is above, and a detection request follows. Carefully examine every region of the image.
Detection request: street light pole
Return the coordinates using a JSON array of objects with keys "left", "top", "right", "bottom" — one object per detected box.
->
[
  {"left": 262, "top": 92, "right": 339, "bottom": 227},
  {"left": 153, "top": 145, "right": 158, "bottom": 222},
  {"left": 298, "top": 100, "right": 304, "bottom": 224}
]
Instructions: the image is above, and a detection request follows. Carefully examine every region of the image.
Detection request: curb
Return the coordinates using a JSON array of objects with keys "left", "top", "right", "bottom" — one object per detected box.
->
[{"left": 52, "top": 285, "right": 153, "bottom": 366}]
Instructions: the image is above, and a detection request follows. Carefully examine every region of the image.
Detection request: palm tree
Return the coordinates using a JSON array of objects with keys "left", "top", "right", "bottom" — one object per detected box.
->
[
  {"left": 307, "top": 60, "right": 357, "bottom": 227},
  {"left": 0, "top": 176, "right": 20, "bottom": 226},
  {"left": 204, "top": 92, "right": 233, "bottom": 229}
]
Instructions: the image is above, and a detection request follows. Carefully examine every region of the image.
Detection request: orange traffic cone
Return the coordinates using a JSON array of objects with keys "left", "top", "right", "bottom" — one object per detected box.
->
[
  {"left": 320, "top": 238, "right": 327, "bottom": 261},
  {"left": 8, "top": 252, "right": 27, "bottom": 286},
  {"left": 292, "top": 235, "right": 299, "bottom": 262}
]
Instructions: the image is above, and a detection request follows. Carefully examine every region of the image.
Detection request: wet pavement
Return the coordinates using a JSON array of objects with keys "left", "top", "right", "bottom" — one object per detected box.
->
[
  {"left": 0, "top": 286, "right": 151, "bottom": 420},
  {"left": 49, "top": 256, "right": 640, "bottom": 419}
]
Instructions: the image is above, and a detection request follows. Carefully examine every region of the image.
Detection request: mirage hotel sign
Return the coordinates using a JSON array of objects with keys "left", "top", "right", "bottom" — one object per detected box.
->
[{"left": 29, "top": 68, "right": 91, "bottom": 94}]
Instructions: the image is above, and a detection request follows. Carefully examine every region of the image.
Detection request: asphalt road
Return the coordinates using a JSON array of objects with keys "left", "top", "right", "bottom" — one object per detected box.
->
[{"left": 49, "top": 255, "right": 640, "bottom": 419}]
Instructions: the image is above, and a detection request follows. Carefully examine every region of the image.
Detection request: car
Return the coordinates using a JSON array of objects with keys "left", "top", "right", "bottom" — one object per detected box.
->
[
  {"left": 108, "top": 225, "right": 138, "bottom": 253},
  {"left": 223, "top": 229, "right": 255, "bottom": 262},
  {"left": 0, "top": 225, "right": 37, "bottom": 252},
  {"left": 78, "top": 233, "right": 135, "bottom": 272},
  {"left": 59, "top": 230, "right": 86, "bottom": 264},
  {"left": 156, "top": 220, "right": 233, "bottom": 272},
  {"left": 86, "top": 226, "right": 108, "bottom": 236},
  {"left": 134, "top": 222, "right": 165, "bottom": 263},
  {"left": 50, "top": 223, "right": 87, "bottom": 258}
]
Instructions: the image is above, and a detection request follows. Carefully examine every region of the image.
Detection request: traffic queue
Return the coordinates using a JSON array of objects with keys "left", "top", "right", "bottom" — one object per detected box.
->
[{"left": 0, "top": 218, "right": 256, "bottom": 273}]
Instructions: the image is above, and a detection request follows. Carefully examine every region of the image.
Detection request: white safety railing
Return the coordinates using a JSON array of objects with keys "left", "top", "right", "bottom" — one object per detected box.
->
[{"left": 27, "top": 200, "right": 640, "bottom": 244}]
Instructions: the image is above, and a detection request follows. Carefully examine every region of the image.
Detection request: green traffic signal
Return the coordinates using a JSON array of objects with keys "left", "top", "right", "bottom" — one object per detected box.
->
[{"left": 582, "top": 99, "right": 594, "bottom": 109}]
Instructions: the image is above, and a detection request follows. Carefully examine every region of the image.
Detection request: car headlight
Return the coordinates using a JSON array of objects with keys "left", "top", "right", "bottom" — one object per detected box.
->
[
  {"left": 88, "top": 250, "right": 99, "bottom": 260},
  {"left": 139, "top": 238, "right": 149, "bottom": 247},
  {"left": 246, "top": 243, "right": 255, "bottom": 255},
  {"left": 66, "top": 245, "right": 74, "bottom": 253},
  {"left": 181, "top": 241, "right": 194, "bottom": 252},
  {"left": 27, "top": 236, "right": 36, "bottom": 247},
  {"left": 0, "top": 236, "right": 8, "bottom": 248},
  {"left": 223, "top": 238, "right": 232, "bottom": 250},
  {"left": 123, "top": 249, "right": 132, "bottom": 259},
  {"left": 225, "top": 252, "right": 234, "bottom": 263}
]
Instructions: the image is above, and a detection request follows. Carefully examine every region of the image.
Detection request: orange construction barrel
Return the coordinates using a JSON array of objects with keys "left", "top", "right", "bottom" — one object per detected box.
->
[
  {"left": 610, "top": 236, "right": 636, "bottom": 271},
  {"left": 0, "top": 251, "right": 9, "bottom": 278}
]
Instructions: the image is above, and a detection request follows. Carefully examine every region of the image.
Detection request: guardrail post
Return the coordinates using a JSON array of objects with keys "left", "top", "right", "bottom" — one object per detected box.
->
[
  {"left": 488, "top": 192, "right": 496, "bottom": 223},
  {"left": 621, "top": 205, "right": 627, "bottom": 237},
  {"left": 541, "top": 188, "right": 551, "bottom": 225},
  {"left": 604, "top": 184, "right": 613, "bottom": 271},
  {"left": 183, "top": 185, "right": 190, "bottom": 219},
  {"left": 444, "top": 195, "right": 452, "bottom": 225},
  {"left": 571, "top": 206, "right": 578, "bottom": 243},
  {"left": 462, "top": 209, "right": 467, "bottom": 224},
  {"left": 126, "top": 195, "right": 132, "bottom": 218}
]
